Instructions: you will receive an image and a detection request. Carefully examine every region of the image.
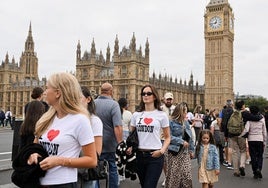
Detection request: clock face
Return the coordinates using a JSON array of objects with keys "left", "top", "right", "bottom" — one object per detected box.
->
[{"left": 209, "top": 16, "right": 222, "bottom": 29}]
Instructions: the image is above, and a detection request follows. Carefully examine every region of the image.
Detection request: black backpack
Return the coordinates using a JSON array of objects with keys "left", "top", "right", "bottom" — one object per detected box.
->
[
  {"left": 221, "top": 107, "right": 233, "bottom": 132},
  {"left": 0, "top": 111, "right": 5, "bottom": 119}
]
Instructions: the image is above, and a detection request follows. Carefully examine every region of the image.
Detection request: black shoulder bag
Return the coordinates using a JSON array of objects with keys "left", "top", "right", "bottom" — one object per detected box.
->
[{"left": 78, "top": 154, "right": 109, "bottom": 188}]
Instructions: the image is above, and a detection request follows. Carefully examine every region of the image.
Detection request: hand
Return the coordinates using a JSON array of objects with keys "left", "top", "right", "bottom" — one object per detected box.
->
[
  {"left": 151, "top": 150, "right": 163, "bottom": 158},
  {"left": 126, "top": 147, "right": 133, "bottom": 155},
  {"left": 183, "top": 141, "right": 189, "bottom": 148},
  {"left": 189, "top": 152, "right": 194, "bottom": 159},
  {"left": 215, "top": 169, "right": 220, "bottom": 175},
  {"left": 27, "top": 153, "right": 41, "bottom": 165},
  {"left": 39, "top": 156, "right": 62, "bottom": 170}
]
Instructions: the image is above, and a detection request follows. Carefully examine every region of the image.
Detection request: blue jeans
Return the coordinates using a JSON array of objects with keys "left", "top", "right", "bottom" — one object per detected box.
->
[
  {"left": 100, "top": 152, "right": 118, "bottom": 188},
  {"left": 136, "top": 150, "right": 164, "bottom": 188}
]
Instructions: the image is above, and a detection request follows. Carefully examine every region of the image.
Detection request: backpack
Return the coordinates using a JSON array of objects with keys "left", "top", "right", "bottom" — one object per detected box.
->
[
  {"left": 221, "top": 107, "right": 233, "bottom": 132},
  {"left": 0, "top": 111, "right": 5, "bottom": 119},
  {"left": 227, "top": 110, "right": 244, "bottom": 135}
]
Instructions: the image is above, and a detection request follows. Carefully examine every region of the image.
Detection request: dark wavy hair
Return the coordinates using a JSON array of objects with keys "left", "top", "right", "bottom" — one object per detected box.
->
[
  {"left": 137, "top": 84, "right": 162, "bottom": 112},
  {"left": 81, "top": 86, "right": 96, "bottom": 115},
  {"left": 118, "top": 98, "right": 128, "bottom": 115},
  {"left": 20, "top": 101, "right": 45, "bottom": 136},
  {"left": 31, "top": 87, "right": 44, "bottom": 99}
]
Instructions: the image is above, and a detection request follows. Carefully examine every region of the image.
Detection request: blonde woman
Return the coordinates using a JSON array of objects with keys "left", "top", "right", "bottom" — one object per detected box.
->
[
  {"left": 27, "top": 72, "right": 97, "bottom": 187},
  {"left": 166, "top": 102, "right": 194, "bottom": 188}
]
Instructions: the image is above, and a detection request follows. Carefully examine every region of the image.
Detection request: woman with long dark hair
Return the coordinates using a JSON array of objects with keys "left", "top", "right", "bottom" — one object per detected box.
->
[
  {"left": 129, "top": 84, "right": 170, "bottom": 188},
  {"left": 20, "top": 101, "right": 46, "bottom": 150}
]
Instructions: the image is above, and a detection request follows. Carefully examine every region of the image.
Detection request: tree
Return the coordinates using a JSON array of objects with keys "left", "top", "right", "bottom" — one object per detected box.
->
[{"left": 243, "top": 97, "right": 268, "bottom": 113}]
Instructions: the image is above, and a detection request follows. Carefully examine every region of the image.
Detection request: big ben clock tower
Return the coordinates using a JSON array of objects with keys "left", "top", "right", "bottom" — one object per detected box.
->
[{"left": 204, "top": 0, "right": 234, "bottom": 110}]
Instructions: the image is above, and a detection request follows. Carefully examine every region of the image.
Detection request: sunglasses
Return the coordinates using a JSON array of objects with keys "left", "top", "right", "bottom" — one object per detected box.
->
[{"left": 141, "top": 92, "right": 153, "bottom": 96}]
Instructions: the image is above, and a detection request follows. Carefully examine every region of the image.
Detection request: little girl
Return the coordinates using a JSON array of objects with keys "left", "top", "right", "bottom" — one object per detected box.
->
[{"left": 195, "top": 129, "right": 220, "bottom": 188}]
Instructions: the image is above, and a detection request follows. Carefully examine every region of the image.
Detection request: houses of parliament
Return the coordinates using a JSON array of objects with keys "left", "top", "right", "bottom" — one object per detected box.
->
[{"left": 0, "top": 0, "right": 234, "bottom": 118}]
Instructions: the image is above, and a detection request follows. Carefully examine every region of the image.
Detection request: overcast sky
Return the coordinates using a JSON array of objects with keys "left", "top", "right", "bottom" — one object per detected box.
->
[{"left": 1, "top": 0, "right": 267, "bottom": 99}]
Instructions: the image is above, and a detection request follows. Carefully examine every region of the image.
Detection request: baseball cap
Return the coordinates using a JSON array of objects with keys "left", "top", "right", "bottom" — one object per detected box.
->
[{"left": 164, "top": 92, "right": 173, "bottom": 99}]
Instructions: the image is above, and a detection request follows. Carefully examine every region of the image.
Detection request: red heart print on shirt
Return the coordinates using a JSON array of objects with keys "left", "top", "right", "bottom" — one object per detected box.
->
[
  {"left": 47, "top": 129, "right": 60, "bottom": 141},
  {"left": 144, "top": 118, "right": 153, "bottom": 125}
]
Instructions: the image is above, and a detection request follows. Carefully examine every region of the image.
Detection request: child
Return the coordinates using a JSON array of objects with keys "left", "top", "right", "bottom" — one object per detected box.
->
[{"left": 195, "top": 129, "right": 220, "bottom": 188}]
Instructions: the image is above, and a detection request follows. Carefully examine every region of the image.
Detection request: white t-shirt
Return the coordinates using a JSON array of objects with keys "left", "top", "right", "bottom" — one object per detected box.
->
[
  {"left": 131, "top": 110, "right": 169, "bottom": 150},
  {"left": 186, "top": 112, "right": 194, "bottom": 121},
  {"left": 210, "top": 119, "right": 220, "bottom": 131},
  {"left": 90, "top": 114, "right": 103, "bottom": 136},
  {"left": 122, "top": 110, "right": 132, "bottom": 132},
  {"left": 39, "top": 113, "right": 94, "bottom": 185}
]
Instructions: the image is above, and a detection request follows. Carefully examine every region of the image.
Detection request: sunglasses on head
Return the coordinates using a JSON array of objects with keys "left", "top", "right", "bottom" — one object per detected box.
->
[{"left": 141, "top": 92, "right": 153, "bottom": 96}]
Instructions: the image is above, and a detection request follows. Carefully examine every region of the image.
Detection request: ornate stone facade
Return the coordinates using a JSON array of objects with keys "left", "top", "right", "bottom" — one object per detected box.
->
[
  {"left": 76, "top": 34, "right": 204, "bottom": 112},
  {"left": 0, "top": 23, "right": 46, "bottom": 119}
]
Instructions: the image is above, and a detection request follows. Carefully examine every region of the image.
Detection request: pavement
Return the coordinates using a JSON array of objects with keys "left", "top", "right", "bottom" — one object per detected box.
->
[{"left": 1, "top": 155, "right": 268, "bottom": 188}]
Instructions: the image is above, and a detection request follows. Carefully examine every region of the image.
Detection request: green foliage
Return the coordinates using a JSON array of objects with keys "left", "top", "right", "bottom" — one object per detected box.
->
[{"left": 242, "top": 97, "right": 268, "bottom": 113}]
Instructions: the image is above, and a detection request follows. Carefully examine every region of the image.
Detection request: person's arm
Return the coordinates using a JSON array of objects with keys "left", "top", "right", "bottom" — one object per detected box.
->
[
  {"left": 242, "top": 111, "right": 262, "bottom": 122},
  {"left": 161, "top": 126, "right": 171, "bottom": 153},
  {"left": 94, "top": 136, "right": 102, "bottom": 155},
  {"left": 114, "top": 125, "right": 123, "bottom": 143},
  {"left": 28, "top": 142, "right": 97, "bottom": 170},
  {"left": 239, "top": 121, "right": 249, "bottom": 137},
  {"left": 210, "top": 124, "right": 215, "bottom": 134}
]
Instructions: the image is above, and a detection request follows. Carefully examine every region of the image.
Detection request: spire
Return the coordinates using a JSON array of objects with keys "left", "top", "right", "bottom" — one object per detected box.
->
[
  {"left": 139, "top": 45, "right": 142, "bottom": 56},
  {"left": 25, "top": 22, "right": 34, "bottom": 52},
  {"left": 145, "top": 38, "right": 149, "bottom": 60},
  {"left": 76, "top": 40, "right": 81, "bottom": 60},
  {"left": 5, "top": 52, "right": 9, "bottom": 64},
  {"left": 114, "top": 35, "right": 119, "bottom": 57},
  {"left": 106, "top": 43, "right": 110, "bottom": 63},
  {"left": 91, "top": 38, "right": 96, "bottom": 56},
  {"left": 29, "top": 22, "right": 32, "bottom": 37},
  {"left": 12, "top": 56, "right": 15, "bottom": 64},
  {"left": 130, "top": 32, "right": 136, "bottom": 52}
]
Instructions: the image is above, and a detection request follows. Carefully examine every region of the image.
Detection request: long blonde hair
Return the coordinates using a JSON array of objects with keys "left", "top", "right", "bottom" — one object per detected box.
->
[
  {"left": 35, "top": 72, "right": 88, "bottom": 137},
  {"left": 171, "top": 102, "right": 187, "bottom": 124}
]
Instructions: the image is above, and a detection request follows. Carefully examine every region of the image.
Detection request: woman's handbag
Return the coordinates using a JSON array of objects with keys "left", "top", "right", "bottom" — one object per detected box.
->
[{"left": 78, "top": 154, "right": 109, "bottom": 187}]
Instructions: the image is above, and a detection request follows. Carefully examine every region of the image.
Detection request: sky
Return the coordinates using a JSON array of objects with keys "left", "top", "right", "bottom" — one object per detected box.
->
[{"left": 0, "top": 0, "right": 268, "bottom": 99}]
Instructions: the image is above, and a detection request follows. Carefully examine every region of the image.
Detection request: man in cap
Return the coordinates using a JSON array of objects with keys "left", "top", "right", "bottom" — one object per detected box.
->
[
  {"left": 161, "top": 92, "right": 176, "bottom": 118},
  {"left": 160, "top": 92, "right": 176, "bottom": 186}
]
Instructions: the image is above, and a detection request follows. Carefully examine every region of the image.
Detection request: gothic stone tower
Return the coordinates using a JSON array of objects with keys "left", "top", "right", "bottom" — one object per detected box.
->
[
  {"left": 0, "top": 23, "right": 44, "bottom": 118},
  {"left": 20, "top": 23, "right": 39, "bottom": 80},
  {"left": 204, "top": 0, "right": 234, "bottom": 110},
  {"left": 76, "top": 33, "right": 149, "bottom": 112}
]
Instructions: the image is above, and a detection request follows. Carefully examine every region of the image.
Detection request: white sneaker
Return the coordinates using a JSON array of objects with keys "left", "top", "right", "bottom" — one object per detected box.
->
[{"left": 162, "top": 178, "right": 166, "bottom": 187}]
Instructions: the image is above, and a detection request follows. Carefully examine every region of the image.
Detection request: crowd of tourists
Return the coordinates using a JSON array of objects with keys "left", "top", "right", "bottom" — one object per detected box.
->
[{"left": 8, "top": 72, "right": 268, "bottom": 188}]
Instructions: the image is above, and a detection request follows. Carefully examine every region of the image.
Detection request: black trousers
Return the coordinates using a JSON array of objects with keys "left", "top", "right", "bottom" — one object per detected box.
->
[{"left": 248, "top": 141, "right": 264, "bottom": 174}]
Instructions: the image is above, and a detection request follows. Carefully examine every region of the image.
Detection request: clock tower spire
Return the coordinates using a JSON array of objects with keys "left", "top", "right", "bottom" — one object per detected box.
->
[{"left": 204, "top": 0, "right": 234, "bottom": 110}]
